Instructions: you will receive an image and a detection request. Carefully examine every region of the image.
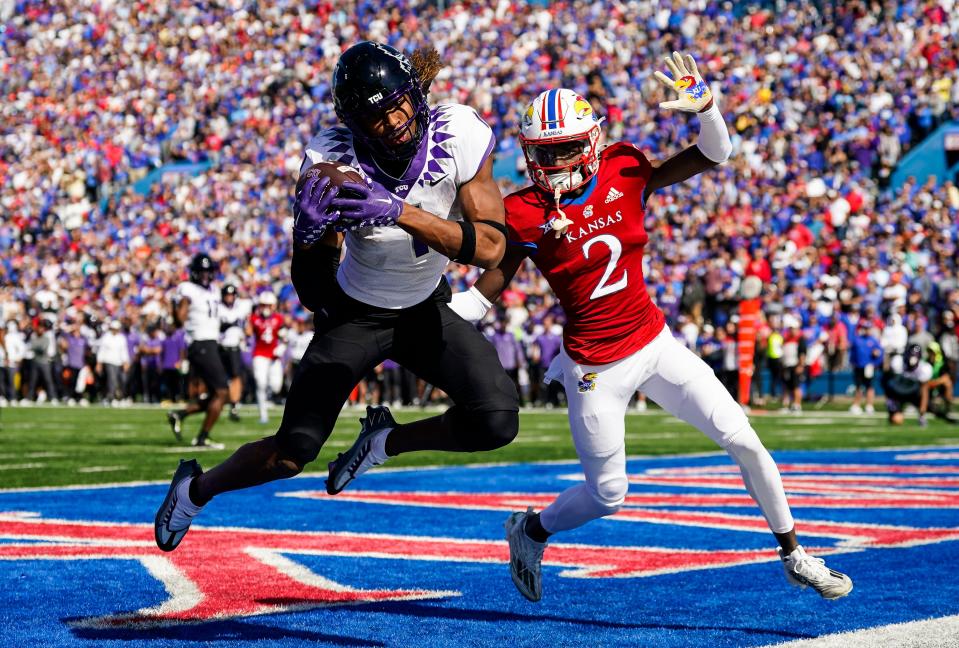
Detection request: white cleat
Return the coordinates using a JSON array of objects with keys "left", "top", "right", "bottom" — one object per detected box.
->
[
  {"left": 505, "top": 507, "right": 547, "bottom": 602},
  {"left": 779, "top": 546, "right": 853, "bottom": 600},
  {"left": 154, "top": 459, "right": 203, "bottom": 552},
  {"left": 849, "top": 404, "right": 863, "bottom": 414},
  {"left": 192, "top": 437, "right": 225, "bottom": 450},
  {"left": 326, "top": 406, "right": 393, "bottom": 495}
]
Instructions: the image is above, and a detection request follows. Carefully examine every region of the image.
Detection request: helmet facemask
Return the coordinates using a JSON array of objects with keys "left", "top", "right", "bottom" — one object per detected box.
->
[
  {"left": 522, "top": 127, "right": 602, "bottom": 195},
  {"left": 345, "top": 83, "right": 429, "bottom": 161},
  {"left": 190, "top": 255, "right": 216, "bottom": 288}
]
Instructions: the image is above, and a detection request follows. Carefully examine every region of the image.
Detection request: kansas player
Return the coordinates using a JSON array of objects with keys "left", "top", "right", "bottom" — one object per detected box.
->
[
  {"left": 155, "top": 42, "right": 518, "bottom": 552},
  {"left": 452, "top": 53, "right": 852, "bottom": 602},
  {"left": 248, "top": 292, "right": 285, "bottom": 424},
  {"left": 166, "top": 253, "right": 228, "bottom": 449}
]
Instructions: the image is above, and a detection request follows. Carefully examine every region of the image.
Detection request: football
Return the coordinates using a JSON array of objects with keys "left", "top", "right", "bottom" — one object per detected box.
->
[{"left": 295, "top": 161, "right": 366, "bottom": 201}]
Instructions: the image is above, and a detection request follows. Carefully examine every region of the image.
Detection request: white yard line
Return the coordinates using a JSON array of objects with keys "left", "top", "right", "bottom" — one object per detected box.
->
[
  {"left": 0, "top": 463, "right": 46, "bottom": 471},
  {"left": 77, "top": 466, "right": 127, "bottom": 474},
  {"left": 763, "top": 614, "right": 959, "bottom": 647}
]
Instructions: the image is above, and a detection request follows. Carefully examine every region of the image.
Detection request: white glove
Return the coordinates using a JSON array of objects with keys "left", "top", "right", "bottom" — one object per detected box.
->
[
  {"left": 448, "top": 286, "right": 492, "bottom": 323},
  {"left": 654, "top": 51, "right": 714, "bottom": 113}
]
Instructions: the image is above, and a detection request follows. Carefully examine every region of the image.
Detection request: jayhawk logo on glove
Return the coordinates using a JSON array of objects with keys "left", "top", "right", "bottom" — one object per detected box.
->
[{"left": 654, "top": 51, "right": 714, "bottom": 113}]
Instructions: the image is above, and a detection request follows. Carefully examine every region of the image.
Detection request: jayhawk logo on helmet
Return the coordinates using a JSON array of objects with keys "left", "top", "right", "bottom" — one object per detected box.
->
[
  {"left": 573, "top": 96, "right": 593, "bottom": 119},
  {"left": 523, "top": 104, "right": 536, "bottom": 128}
]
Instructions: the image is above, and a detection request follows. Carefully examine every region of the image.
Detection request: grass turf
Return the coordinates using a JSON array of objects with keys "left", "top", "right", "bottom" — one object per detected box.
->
[{"left": 0, "top": 404, "right": 956, "bottom": 489}]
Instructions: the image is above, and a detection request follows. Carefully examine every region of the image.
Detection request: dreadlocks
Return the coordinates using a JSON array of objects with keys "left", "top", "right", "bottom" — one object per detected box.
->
[{"left": 409, "top": 46, "right": 444, "bottom": 94}]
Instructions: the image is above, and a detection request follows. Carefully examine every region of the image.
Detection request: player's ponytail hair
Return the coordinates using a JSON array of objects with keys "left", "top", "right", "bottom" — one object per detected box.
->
[{"left": 409, "top": 46, "right": 444, "bottom": 95}]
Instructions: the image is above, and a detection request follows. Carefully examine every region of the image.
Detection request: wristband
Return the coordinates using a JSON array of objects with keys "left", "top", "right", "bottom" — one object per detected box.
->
[
  {"left": 448, "top": 285, "right": 493, "bottom": 323},
  {"left": 453, "top": 220, "right": 477, "bottom": 264}
]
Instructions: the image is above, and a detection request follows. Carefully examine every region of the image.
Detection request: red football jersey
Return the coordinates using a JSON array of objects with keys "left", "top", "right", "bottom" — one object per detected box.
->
[
  {"left": 504, "top": 142, "right": 665, "bottom": 365},
  {"left": 251, "top": 312, "right": 284, "bottom": 359}
]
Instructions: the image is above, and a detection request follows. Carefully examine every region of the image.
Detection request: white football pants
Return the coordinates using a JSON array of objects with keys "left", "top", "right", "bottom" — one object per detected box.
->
[
  {"left": 540, "top": 325, "right": 794, "bottom": 535},
  {"left": 253, "top": 356, "right": 283, "bottom": 422}
]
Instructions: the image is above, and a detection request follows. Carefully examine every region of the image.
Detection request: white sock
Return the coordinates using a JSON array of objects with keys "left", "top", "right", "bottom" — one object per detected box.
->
[
  {"left": 369, "top": 428, "right": 392, "bottom": 464},
  {"left": 257, "top": 384, "right": 268, "bottom": 422},
  {"left": 168, "top": 476, "right": 203, "bottom": 530}
]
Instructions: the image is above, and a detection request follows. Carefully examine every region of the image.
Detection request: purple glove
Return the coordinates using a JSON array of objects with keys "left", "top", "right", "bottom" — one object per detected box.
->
[
  {"left": 292, "top": 176, "right": 341, "bottom": 246},
  {"left": 330, "top": 176, "right": 404, "bottom": 231}
]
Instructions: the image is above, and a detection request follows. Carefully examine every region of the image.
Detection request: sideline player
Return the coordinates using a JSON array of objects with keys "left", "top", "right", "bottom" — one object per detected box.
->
[
  {"left": 218, "top": 284, "right": 249, "bottom": 421},
  {"left": 884, "top": 343, "right": 956, "bottom": 426},
  {"left": 248, "top": 292, "right": 285, "bottom": 424},
  {"left": 451, "top": 53, "right": 853, "bottom": 602},
  {"left": 155, "top": 42, "right": 519, "bottom": 552},
  {"left": 166, "top": 254, "right": 228, "bottom": 449}
]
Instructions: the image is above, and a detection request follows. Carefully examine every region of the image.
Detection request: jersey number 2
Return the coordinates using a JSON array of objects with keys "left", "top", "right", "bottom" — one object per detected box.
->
[{"left": 583, "top": 234, "right": 628, "bottom": 300}]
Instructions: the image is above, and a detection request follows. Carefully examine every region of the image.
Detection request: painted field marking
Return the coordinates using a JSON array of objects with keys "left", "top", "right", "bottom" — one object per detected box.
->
[
  {"left": 0, "top": 453, "right": 64, "bottom": 460},
  {"left": 0, "top": 463, "right": 46, "bottom": 471},
  {"left": 763, "top": 613, "right": 959, "bottom": 647}
]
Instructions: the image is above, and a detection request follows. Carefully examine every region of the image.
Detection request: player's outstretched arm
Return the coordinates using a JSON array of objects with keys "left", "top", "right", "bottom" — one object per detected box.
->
[
  {"left": 329, "top": 158, "right": 506, "bottom": 269},
  {"left": 173, "top": 297, "right": 189, "bottom": 328},
  {"left": 643, "top": 51, "right": 732, "bottom": 204},
  {"left": 448, "top": 245, "right": 527, "bottom": 323},
  {"left": 390, "top": 157, "right": 507, "bottom": 269}
]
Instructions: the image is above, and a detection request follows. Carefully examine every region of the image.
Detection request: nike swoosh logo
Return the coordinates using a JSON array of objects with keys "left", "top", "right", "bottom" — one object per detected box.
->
[{"left": 428, "top": 174, "right": 448, "bottom": 186}]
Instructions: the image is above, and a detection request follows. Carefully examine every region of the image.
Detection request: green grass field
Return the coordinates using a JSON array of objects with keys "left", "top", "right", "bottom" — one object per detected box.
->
[{"left": 3, "top": 404, "right": 958, "bottom": 489}]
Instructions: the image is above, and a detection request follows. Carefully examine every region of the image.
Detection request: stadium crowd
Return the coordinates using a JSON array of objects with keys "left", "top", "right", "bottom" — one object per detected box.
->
[{"left": 1, "top": 0, "right": 959, "bottom": 413}]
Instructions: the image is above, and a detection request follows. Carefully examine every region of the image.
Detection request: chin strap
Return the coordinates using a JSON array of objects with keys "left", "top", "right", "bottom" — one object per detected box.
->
[{"left": 550, "top": 185, "right": 574, "bottom": 239}]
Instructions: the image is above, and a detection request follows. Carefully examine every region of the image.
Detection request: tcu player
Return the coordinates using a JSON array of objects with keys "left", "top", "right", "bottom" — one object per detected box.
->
[
  {"left": 166, "top": 254, "right": 227, "bottom": 449},
  {"left": 155, "top": 42, "right": 518, "bottom": 552},
  {"left": 248, "top": 292, "right": 285, "bottom": 424},
  {"left": 453, "top": 53, "right": 852, "bottom": 602}
]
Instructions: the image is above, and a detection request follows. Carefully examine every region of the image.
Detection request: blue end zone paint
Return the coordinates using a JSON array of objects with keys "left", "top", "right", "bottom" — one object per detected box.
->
[{"left": 1, "top": 447, "right": 958, "bottom": 648}]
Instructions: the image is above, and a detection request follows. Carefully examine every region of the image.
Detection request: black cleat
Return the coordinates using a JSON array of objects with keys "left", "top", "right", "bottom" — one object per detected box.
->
[
  {"left": 154, "top": 459, "right": 202, "bottom": 552},
  {"left": 326, "top": 406, "right": 396, "bottom": 495},
  {"left": 167, "top": 411, "right": 183, "bottom": 442}
]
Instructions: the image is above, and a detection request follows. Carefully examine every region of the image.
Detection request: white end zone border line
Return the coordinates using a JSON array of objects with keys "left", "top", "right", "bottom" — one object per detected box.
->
[
  {"left": 0, "top": 443, "right": 956, "bottom": 494},
  {"left": 763, "top": 613, "right": 959, "bottom": 647}
]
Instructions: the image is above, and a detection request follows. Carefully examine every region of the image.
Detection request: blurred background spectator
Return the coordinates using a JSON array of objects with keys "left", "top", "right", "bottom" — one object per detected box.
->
[{"left": 1, "top": 0, "right": 958, "bottom": 411}]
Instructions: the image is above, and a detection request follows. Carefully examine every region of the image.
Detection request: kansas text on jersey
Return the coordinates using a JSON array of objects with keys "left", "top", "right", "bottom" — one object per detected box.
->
[{"left": 504, "top": 143, "right": 666, "bottom": 365}]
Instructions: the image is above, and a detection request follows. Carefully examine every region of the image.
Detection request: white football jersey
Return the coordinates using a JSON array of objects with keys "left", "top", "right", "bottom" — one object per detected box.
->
[
  {"left": 288, "top": 329, "right": 313, "bottom": 362},
  {"left": 219, "top": 298, "right": 251, "bottom": 348},
  {"left": 301, "top": 103, "right": 495, "bottom": 309},
  {"left": 176, "top": 281, "right": 221, "bottom": 343},
  {"left": 890, "top": 355, "right": 934, "bottom": 383}
]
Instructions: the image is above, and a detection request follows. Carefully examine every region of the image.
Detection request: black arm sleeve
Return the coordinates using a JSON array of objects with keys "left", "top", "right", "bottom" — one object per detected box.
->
[{"left": 291, "top": 244, "right": 341, "bottom": 313}]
